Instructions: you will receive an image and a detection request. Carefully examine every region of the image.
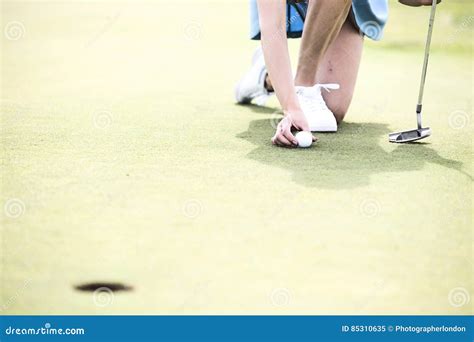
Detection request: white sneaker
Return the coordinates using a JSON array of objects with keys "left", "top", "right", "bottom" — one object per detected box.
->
[
  {"left": 296, "top": 84, "right": 340, "bottom": 132},
  {"left": 234, "top": 47, "right": 273, "bottom": 106}
]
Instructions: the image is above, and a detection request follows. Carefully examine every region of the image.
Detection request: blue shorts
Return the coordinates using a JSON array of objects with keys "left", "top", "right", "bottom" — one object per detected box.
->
[{"left": 249, "top": 0, "right": 389, "bottom": 41}]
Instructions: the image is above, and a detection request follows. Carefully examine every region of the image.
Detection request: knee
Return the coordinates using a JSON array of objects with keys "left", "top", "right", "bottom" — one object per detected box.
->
[
  {"left": 328, "top": 103, "right": 349, "bottom": 124},
  {"left": 323, "top": 93, "right": 353, "bottom": 124},
  {"left": 333, "top": 107, "right": 348, "bottom": 124}
]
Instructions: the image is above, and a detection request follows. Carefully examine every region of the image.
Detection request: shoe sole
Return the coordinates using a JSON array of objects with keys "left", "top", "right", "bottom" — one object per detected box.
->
[
  {"left": 234, "top": 63, "right": 247, "bottom": 103},
  {"left": 310, "top": 126, "right": 338, "bottom": 132},
  {"left": 234, "top": 79, "right": 250, "bottom": 104},
  {"left": 234, "top": 47, "right": 264, "bottom": 104}
]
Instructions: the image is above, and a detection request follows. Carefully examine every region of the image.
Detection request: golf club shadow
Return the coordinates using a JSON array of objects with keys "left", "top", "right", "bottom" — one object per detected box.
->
[{"left": 237, "top": 118, "right": 471, "bottom": 189}]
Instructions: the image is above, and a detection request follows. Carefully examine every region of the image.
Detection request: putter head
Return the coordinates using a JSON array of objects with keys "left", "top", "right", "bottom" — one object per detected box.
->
[{"left": 388, "top": 127, "right": 431, "bottom": 143}]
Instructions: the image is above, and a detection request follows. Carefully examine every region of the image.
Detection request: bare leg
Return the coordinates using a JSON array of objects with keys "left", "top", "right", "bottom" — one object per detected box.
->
[
  {"left": 316, "top": 15, "right": 364, "bottom": 123},
  {"left": 265, "top": 4, "right": 364, "bottom": 123},
  {"left": 294, "top": 0, "right": 352, "bottom": 87}
]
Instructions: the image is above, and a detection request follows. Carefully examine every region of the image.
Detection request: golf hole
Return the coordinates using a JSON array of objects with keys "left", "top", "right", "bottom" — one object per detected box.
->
[{"left": 74, "top": 282, "right": 133, "bottom": 292}]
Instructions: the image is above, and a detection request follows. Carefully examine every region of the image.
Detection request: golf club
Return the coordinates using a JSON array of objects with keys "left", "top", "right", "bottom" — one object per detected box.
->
[{"left": 389, "top": 0, "right": 438, "bottom": 143}]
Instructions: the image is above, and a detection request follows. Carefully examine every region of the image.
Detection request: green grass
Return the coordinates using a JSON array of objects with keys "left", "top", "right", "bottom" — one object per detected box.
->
[
  {"left": 1, "top": 1, "right": 472, "bottom": 314},
  {"left": 376, "top": 0, "right": 473, "bottom": 54}
]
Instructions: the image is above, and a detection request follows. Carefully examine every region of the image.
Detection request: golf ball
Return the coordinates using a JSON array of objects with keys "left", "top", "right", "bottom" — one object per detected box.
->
[{"left": 295, "top": 131, "right": 313, "bottom": 148}]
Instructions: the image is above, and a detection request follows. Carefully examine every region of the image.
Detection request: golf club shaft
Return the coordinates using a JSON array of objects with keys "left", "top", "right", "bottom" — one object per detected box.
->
[{"left": 417, "top": 0, "right": 438, "bottom": 129}]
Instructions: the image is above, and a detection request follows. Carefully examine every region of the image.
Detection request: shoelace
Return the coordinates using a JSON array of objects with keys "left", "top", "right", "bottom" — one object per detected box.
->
[
  {"left": 254, "top": 83, "right": 339, "bottom": 108},
  {"left": 297, "top": 83, "right": 340, "bottom": 111}
]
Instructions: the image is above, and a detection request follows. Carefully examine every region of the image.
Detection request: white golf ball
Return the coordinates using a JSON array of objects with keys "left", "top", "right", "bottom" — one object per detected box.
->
[{"left": 295, "top": 131, "right": 313, "bottom": 148}]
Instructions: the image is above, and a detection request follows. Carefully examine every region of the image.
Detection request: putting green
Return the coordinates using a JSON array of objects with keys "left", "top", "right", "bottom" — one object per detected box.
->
[{"left": 1, "top": 1, "right": 472, "bottom": 315}]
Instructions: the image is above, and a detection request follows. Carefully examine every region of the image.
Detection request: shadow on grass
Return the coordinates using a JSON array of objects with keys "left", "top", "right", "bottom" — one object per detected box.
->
[
  {"left": 235, "top": 103, "right": 280, "bottom": 115},
  {"left": 237, "top": 117, "right": 471, "bottom": 189}
]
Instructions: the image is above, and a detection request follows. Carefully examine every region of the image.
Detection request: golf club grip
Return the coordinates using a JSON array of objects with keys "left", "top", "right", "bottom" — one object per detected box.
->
[{"left": 417, "top": 0, "right": 438, "bottom": 109}]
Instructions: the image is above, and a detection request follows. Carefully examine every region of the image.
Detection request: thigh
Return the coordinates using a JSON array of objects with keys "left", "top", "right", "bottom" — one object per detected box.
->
[{"left": 316, "top": 15, "right": 364, "bottom": 123}]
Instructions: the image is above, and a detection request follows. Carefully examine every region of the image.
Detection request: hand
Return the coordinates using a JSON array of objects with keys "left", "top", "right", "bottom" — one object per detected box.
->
[
  {"left": 399, "top": 0, "right": 441, "bottom": 7},
  {"left": 271, "top": 111, "right": 317, "bottom": 148}
]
